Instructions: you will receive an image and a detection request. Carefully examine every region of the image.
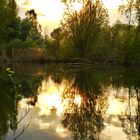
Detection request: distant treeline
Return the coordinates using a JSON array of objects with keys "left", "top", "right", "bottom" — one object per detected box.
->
[{"left": 0, "top": 0, "right": 139, "bottom": 65}]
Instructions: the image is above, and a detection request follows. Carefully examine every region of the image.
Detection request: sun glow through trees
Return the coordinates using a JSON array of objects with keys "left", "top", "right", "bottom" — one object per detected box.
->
[{"left": 16, "top": 0, "right": 126, "bottom": 33}]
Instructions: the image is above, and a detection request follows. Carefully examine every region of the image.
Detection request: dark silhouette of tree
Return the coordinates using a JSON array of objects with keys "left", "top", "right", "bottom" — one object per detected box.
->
[
  {"left": 25, "top": 9, "right": 42, "bottom": 33},
  {"left": 61, "top": 88, "right": 106, "bottom": 140},
  {"left": 60, "top": 67, "right": 110, "bottom": 140}
]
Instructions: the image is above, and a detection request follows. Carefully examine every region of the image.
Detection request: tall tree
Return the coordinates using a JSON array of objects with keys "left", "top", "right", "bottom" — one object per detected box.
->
[
  {"left": 61, "top": 0, "right": 108, "bottom": 57},
  {"left": 25, "top": 9, "right": 46, "bottom": 48},
  {"left": 0, "top": 0, "right": 20, "bottom": 42},
  {"left": 25, "top": 9, "right": 42, "bottom": 33},
  {"left": 119, "top": 0, "right": 140, "bottom": 41},
  {"left": 119, "top": 0, "right": 140, "bottom": 64}
]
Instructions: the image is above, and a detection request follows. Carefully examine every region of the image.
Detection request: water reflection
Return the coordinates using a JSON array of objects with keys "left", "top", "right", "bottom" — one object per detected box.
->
[
  {"left": 17, "top": 76, "right": 104, "bottom": 139},
  {"left": 18, "top": 77, "right": 139, "bottom": 140},
  {"left": 0, "top": 64, "right": 139, "bottom": 140},
  {"left": 103, "top": 87, "right": 139, "bottom": 140}
]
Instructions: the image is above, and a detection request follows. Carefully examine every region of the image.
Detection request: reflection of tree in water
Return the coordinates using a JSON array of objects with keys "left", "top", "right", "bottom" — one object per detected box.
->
[
  {"left": 60, "top": 67, "right": 140, "bottom": 139},
  {"left": 61, "top": 91, "right": 108, "bottom": 140},
  {"left": 0, "top": 71, "right": 18, "bottom": 140},
  {"left": 1, "top": 64, "right": 140, "bottom": 139},
  {"left": 0, "top": 99, "right": 11, "bottom": 140},
  {"left": 118, "top": 87, "right": 140, "bottom": 139},
  {"left": 0, "top": 69, "right": 42, "bottom": 140},
  {"left": 61, "top": 69, "right": 108, "bottom": 140},
  {"left": 136, "top": 88, "right": 140, "bottom": 136},
  {"left": 6, "top": 69, "right": 31, "bottom": 140},
  {"left": 114, "top": 68, "right": 140, "bottom": 138}
]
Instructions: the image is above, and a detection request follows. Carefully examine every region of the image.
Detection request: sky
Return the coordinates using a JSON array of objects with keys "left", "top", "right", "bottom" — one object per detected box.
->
[{"left": 15, "top": 0, "right": 126, "bottom": 34}]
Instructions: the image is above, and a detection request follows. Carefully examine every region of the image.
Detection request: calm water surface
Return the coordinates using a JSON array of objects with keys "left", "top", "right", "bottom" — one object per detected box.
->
[{"left": 0, "top": 63, "right": 139, "bottom": 140}]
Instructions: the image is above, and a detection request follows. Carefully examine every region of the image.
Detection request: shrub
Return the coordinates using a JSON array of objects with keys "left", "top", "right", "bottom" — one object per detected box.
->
[{"left": 7, "top": 39, "right": 22, "bottom": 48}]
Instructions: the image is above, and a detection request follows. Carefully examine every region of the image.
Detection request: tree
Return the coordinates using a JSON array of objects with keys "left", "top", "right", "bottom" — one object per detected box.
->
[
  {"left": 119, "top": 0, "right": 140, "bottom": 64},
  {"left": 0, "top": 0, "right": 19, "bottom": 42},
  {"left": 135, "top": 0, "right": 140, "bottom": 50},
  {"left": 24, "top": 9, "right": 47, "bottom": 48},
  {"left": 19, "top": 19, "right": 32, "bottom": 41},
  {"left": 50, "top": 27, "right": 62, "bottom": 59},
  {"left": 25, "top": 9, "right": 42, "bottom": 33},
  {"left": 110, "top": 21, "right": 128, "bottom": 59},
  {"left": 61, "top": 0, "right": 108, "bottom": 57}
]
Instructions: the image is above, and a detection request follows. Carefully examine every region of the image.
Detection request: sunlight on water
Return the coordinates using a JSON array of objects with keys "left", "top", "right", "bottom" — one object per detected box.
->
[
  {"left": 17, "top": 77, "right": 139, "bottom": 140},
  {"left": 106, "top": 87, "right": 138, "bottom": 116},
  {"left": 19, "top": 78, "right": 138, "bottom": 117},
  {"left": 18, "top": 77, "right": 86, "bottom": 139},
  {"left": 35, "top": 77, "right": 82, "bottom": 116},
  {"left": 22, "top": 77, "right": 82, "bottom": 116},
  {"left": 107, "top": 98, "right": 127, "bottom": 115},
  {"left": 37, "top": 78, "right": 64, "bottom": 116},
  {"left": 74, "top": 95, "right": 82, "bottom": 107}
]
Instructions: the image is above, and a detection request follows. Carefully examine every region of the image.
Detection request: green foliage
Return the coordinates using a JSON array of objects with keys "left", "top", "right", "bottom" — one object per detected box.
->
[
  {"left": 61, "top": 0, "right": 108, "bottom": 57},
  {"left": 59, "top": 39, "right": 76, "bottom": 59},
  {"left": 58, "top": 0, "right": 140, "bottom": 64},
  {"left": 28, "top": 27, "right": 47, "bottom": 48},
  {"left": 6, "top": 67, "right": 15, "bottom": 77},
  {"left": 7, "top": 38, "right": 23, "bottom": 48},
  {"left": 23, "top": 37, "right": 35, "bottom": 48},
  {"left": 0, "top": 0, "right": 17, "bottom": 42},
  {"left": 20, "top": 19, "right": 32, "bottom": 41},
  {"left": 51, "top": 27, "right": 62, "bottom": 40},
  {"left": 0, "top": 0, "right": 139, "bottom": 64},
  {"left": 0, "top": 2, "right": 47, "bottom": 49}
]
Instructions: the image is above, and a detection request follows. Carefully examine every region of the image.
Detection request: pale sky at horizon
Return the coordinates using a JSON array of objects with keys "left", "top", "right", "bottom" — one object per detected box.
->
[{"left": 16, "top": 0, "right": 127, "bottom": 34}]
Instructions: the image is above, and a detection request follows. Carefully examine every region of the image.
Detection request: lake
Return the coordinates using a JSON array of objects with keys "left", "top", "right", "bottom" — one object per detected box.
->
[{"left": 0, "top": 63, "right": 139, "bottom": 140}]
